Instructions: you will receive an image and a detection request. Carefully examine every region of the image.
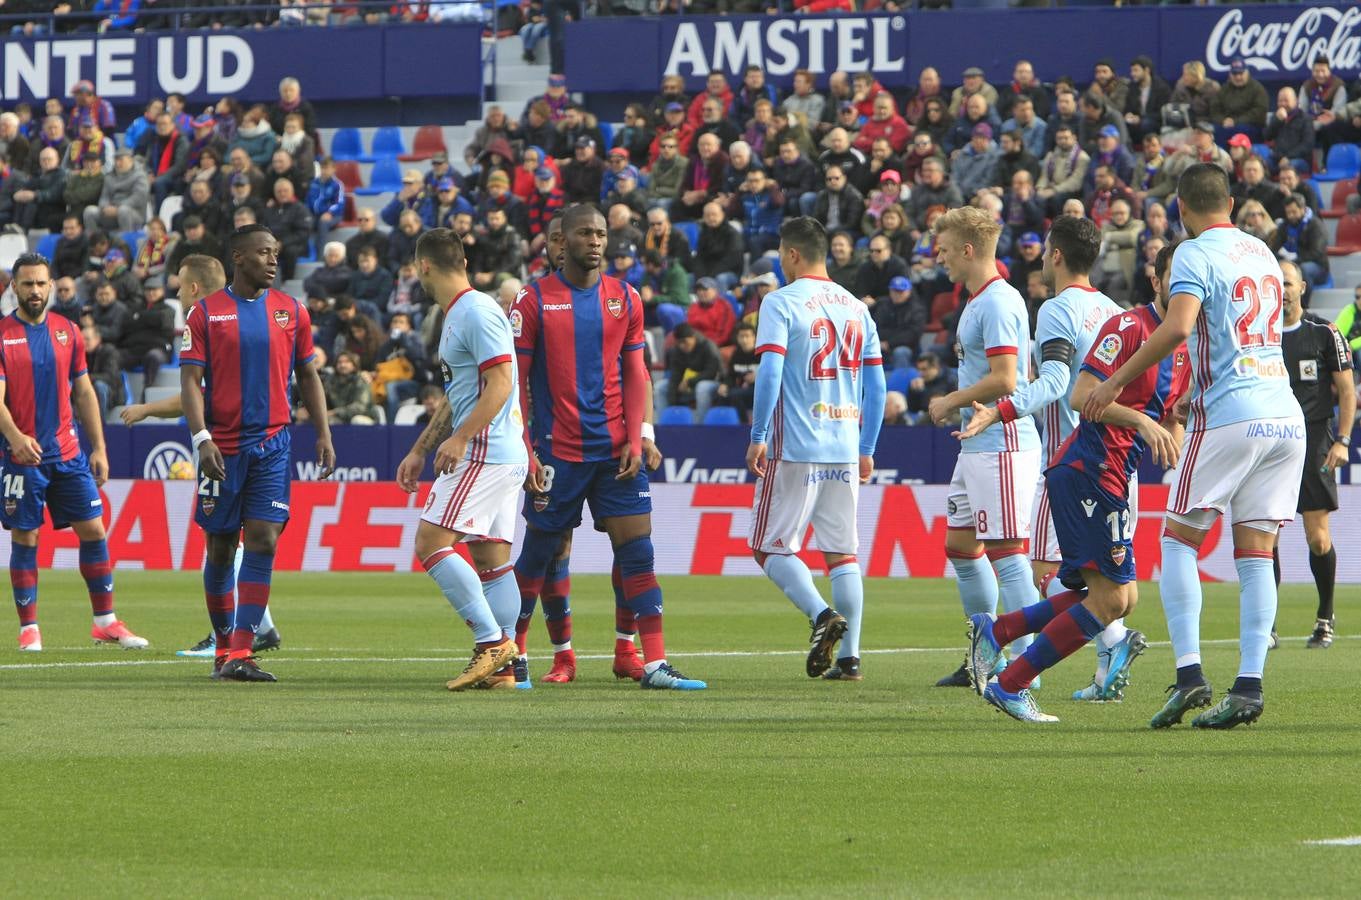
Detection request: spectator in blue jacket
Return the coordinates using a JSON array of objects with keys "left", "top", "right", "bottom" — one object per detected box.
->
[
  {"left": 600, "top": 147, "right": 633, "bottom": 201},
  {"left": 727, "top": 168, "right": 785, "bottom": 257},
  {"left": 420, "top": 177, "right": 475, "bottom": 229},
  {"left": 122, "top": 99, "right": 161, "bottom": 153},
  {"left": 729, "top": 65, "right": 779, "bottom": 130},
  {"left": 381, "top": 169, "right": 427, "bottom": 228},
  {"left": 1082, "top": 125, "right": 1136, "bottom": 194},
  {"left": 306, "top": 156, "right": 346, "bottom": 242}
]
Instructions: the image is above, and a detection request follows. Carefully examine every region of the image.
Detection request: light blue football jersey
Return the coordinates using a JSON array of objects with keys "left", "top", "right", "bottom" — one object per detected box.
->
[
  {"left": 439, "top": 288, "right": 529, "bottom": 465},
  {"left": 753, "top": 276, "right": 883, "bottom": 463},
  {"left": 956, "top": 276, "right": 1041, "bottom": 454},
  {"left": 1168, "top": 224, "right": 1301, "bottom": 430},
  {"left": 1032, "top": 285, "right": 1123, "bottom": 464}
]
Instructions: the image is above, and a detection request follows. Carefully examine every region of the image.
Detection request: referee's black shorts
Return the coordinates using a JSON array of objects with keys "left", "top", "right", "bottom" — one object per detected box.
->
[{"left": 1298, "top": 420, "right": 1340, "bottom": 513}]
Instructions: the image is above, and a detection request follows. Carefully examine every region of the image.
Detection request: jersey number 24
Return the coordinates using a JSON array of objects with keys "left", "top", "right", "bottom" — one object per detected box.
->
[{"left": 808, "top": 318, "right": 863, "bottom": 380}]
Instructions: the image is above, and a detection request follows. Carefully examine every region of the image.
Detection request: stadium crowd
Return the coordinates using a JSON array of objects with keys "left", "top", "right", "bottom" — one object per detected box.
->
[{"left": 3, "top": 12, "right": 1361, "bottom": 428}]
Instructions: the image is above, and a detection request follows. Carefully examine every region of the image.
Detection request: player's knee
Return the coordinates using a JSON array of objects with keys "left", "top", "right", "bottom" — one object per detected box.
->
[
  {"left": 1306, "top": 530, "right": 1332, "bottom": 556},
  {"left": 553, "top": 532, "right": 573, "bottom": 562},
  {"left": 414, "top": 525, "right": 453, "bottom": 562},
  {"left": 9, "top": 529, "right": 38, "bottom": 548}
]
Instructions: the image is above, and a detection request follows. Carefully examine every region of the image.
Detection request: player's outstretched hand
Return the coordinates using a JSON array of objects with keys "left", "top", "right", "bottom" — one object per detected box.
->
[
  {"left": 119, "top": 404, "right": 148, "bottom": 426},
  {"left": 616, "top": 449, "right": 642, "bottom": 481},
  {"left": 1137, "top": 418, "right": 1180, "bottom": 469},
  {"left": 200, "top": 440, "right": 226, "bottom": 481},
  {"left": 643, "top": 437, "right": 662, "bottom": 471},
  {"left": 951, "top": 402, "right": 997, "bottom": 440},
  {"left": 396, "top": 450, "right": 424, "bottom": 493},
  {"left": 434, "top": 435, "right": 468, "bottom": 476},
  {"left": 88, "top": 448, "right": 109, "bottom": 487},
  {"left": 746, "top": 441, "right": 768, "bottom": 478},
  {"left": 1082, "top": 377, "right": 1121, "bottom": 423},
  {"left": 859, "top": 455, "right": 873, "bottom": 485},
  {"left": 316, "top": 436, "right": 336, "bottom": 479}
]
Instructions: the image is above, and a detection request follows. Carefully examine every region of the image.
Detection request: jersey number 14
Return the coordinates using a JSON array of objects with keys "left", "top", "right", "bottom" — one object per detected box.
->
[{"left": 808, "top": 318, "right": 864, "bottom": 381}]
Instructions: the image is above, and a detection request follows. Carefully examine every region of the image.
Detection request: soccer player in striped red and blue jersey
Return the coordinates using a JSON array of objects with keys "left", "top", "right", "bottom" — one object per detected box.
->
[
  {"left": 181, "top": 225, "right": 335, "bottom": 682},
  {"left": 0, "top": 253, "right": 148, "bottom": 652},
  {"left": 968, "top": 242, "right": 1190, "bottom": 723},
  {"left": 512, "top": 204, "right": 704, "bottom": 691}
]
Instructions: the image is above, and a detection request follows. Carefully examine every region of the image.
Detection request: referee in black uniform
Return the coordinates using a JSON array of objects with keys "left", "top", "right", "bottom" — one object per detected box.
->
[{"left": 1276, "top": 260, "right": 1356, "bottom": 648}]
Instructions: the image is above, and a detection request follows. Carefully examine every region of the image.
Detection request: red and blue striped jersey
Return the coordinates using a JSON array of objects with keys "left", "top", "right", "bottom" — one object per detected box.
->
[
  {"left": 0, "top": 313, "right": 87, "bottom": 464},
  {"left": 511, "top": 272, "right": 644, "bottom": 463},
  {"left": 180, "top": 287, "right": 315, "bottom": 455},
  {"left": 1054, "top": 304, "right": 1191, "bottom": 498}
]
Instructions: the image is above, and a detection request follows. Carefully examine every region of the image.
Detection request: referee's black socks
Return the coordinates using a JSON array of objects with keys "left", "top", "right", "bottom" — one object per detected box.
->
[{"left": 1311, "top": 546, "right": 1337, "bottom": 621}]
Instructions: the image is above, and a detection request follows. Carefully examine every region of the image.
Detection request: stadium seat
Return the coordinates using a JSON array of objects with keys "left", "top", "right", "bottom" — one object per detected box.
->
[
  {"left": 597, "top": 121, "right": 615, "bottom": 149},
  {"left": 885, "top": 367, "right": 913, "bottom": 395},
  {"left": 1322, "top": 179, "right": 1357, "bottom": 219},
  {"left": 364, "top": 126, "right": 407, "bottom": 162},
  {"left": 339, "top": 194, "right": 359, "bottom": 227},
  {"left": 1327, "top": 214, "right": 1361, "bottom": 255},
  {"left": 1252, "top": 143, "right": 1272, "bottom": 163},
  {"left": 330, "top": 127, "right": 363, "bottom": 162},
  {"left": 924, "top": 291, "right": 957, "bottom": 334},
  {"left": 34, "top": 232, "right": 59, "bottom": 262},
  {"left": 399, "top": 125, "right": 447, "bottom": 162},
  {"left": 675, "top": 220, "right": 699, "bottom": 249},
  {"left": 334, "top": 160, "right": 363, "bottom": 192},
  {"left": 392, "top": 403, "right": 425, "bottom": 425},
  {"left": 121, "top": 231, "right": 146, "bottom": 259},
  {"left": 355, "top": 156, "right": 402, "bottom": 195},
  {"left": 1314, "top": 144, "right": 1361, "bottom": 183},
  {"left": 158, "top": 195, "right": 183, "bottom": 225},
  {"left": 702, "top": 406, "right": 741, "bottom": 425},
  {"left": 0, "top": 232, "right": 28, "bottom": 272},
  {"left": 659, "top": 406, "right": 695, "bottom": 426}
]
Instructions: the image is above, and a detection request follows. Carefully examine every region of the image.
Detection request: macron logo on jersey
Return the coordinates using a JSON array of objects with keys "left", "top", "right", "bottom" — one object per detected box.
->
[
  {"left": 208, "top": 314, "right": 238, "bottom": 323},
  {"left": 543, "top": 303, "right": 573, "bottom": 311},
  {"left": 2, "top": 338, "right": 25, "bottom": 346}
]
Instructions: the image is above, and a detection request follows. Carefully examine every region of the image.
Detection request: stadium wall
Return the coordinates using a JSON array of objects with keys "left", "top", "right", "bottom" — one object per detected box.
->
[
  {"left": 566, "top": 4, "right": 1361, "bottom": 93},
  {"left": 12, "top": 480, "right": 1361, "bottom": 584}
]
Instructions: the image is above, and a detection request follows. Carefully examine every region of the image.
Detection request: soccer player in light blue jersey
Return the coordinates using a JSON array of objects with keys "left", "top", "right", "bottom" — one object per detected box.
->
[
  {"left": 924, "top": 206, "right": 1044, "bottom": 689},
  {"left": 746, "top": 217, "right": 887, "bottom": 681},
  {"left": 956, "top": 216, "right": 1144, "bottom": 701},
  {"left": 1085, "top": 164, "right": 1307, "bottom": 729}
]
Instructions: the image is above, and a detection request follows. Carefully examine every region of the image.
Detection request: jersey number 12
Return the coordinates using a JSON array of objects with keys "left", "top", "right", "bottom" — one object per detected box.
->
[{"left": 808, "top": 318, "right": 863, "bottom": 381}]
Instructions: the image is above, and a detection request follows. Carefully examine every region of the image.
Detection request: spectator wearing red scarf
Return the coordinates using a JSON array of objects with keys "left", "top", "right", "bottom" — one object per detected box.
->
[
  {"left": 67, "top": 81, "right": 116, "bottom": 134},
  {"left": 142, "top": 113, "right": 188, "bottom": 210}
]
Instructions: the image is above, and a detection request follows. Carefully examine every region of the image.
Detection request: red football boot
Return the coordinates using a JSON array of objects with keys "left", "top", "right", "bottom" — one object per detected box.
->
[{"left": 542, "top": 649, "right": 576, "bottom": 683}]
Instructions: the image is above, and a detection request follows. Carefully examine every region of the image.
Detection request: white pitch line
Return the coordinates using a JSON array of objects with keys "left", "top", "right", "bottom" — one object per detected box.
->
[
  {"left": 0, "top": 635, "right": 1349, "bottom": 672},
  {"left": 1302, "top": 836, "right": 1361, "bottom": 846}
]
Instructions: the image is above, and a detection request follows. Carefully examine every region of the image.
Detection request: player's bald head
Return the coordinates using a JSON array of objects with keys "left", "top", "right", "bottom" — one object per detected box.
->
[{"left": 1177, "top": 163, "right": 1232, "bottom": 216}]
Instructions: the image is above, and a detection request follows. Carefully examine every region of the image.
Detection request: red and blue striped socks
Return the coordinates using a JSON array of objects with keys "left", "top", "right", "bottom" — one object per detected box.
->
[
  {"left": 229, "top": 550, "right": 273, "bottom": 658},
  {"left": 999, "top": 602, "right": 1104, "bottom": 693},
  {"left": 10, "top": 542, "right": 37, "bottom": 627},
  {"left": 79, "top": 539, "right": 115, "bottom": 623}
]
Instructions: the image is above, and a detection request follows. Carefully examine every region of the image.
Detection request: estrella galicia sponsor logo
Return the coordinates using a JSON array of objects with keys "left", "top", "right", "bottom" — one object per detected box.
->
[
  {"left": 806, "top": 468, "right": 851, "bottom": 485},
  {"left": 1245, "top": 422, "right": 1304, "bottom": 440},
  {"left": 144, "top": 441, "right": 193, "bottom": 480}
]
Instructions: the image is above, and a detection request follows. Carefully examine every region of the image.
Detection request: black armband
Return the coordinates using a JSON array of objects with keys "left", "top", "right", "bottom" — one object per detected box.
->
[{"left": 1040, "top": 339, "right": 1075, "bottom": 365}]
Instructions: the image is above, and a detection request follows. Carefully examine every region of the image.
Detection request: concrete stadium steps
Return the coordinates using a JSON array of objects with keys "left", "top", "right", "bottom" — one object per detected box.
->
[{"left": 1311, "top": 288, "right": 1353, "bottom": 319}]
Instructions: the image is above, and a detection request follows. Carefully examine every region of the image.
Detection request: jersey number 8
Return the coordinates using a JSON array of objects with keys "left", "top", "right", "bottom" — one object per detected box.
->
[
  {"left": 808, "top": 318, "right": 864, "bottom": 381},
  {"left": 1231, "top": 275, "right": 1283, "bottom": 350}
]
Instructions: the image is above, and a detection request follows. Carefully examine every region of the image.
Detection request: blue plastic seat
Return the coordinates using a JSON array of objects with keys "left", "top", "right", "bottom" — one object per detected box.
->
[
  {"left": 674, "top": 220, "right": 699, "bottom": 249},
  {"left": 364, "top": 126, "right": 407, "bottom": 162},
  {"left": 330, "top": 127, "right": 363, "bottom": 162},
  {"left": 597, "top": 121, "right": 615, "bottom": 150},
  {"left": 355, "top": 156, "right": 403, "bottom": 195},
  {"left": 35, "top": 232, "right": 59, "bottom": 262},
  {"left": 1315, "top": 144, "right": 1360, "bottom": 183},
  {"left": 702, "top": 406, "right": 741, "bottom": 425},
  {"left": 658, "top": 406, "right": 695, "bottom": 426}
]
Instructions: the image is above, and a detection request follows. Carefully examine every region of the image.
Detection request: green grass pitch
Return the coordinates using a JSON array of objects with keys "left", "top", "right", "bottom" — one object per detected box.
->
[{"left": 3, "top": 573, "right": 1360, "bottom": 897}]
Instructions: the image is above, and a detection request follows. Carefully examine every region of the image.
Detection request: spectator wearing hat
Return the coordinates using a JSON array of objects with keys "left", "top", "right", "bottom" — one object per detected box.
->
[
  {"left": 691, "top": 202, "right": 744, "bottom": 290},
  {"left": 639, "top": 248, "right": 690, "bottom": 331},
  {"left": 530, "top": 74, "right": 572, "bottom": 126},
  {"left": 141, "top": 111, "right": 188, "bottom": 209},
  {"left": 560, "top": 136, "right": 605, "bottom": 205},
  {"left": 1212, "top": 58, "right": 1269, "bottom": 142},
  {"left": 1007, "top": 232, "right": 1044, "bottom": 295},
  {"left": 526, "top": 167, "right": 564, "bottom": 253},
  {"left": 604, "top": 167, "right": 649, "bottom": 222},
  {"left": 1036, "top": 124, "right": 1089, "bottom": 216},
  {"left": 386, "top": 209, "right": 425, "bottom": 275},
  {"left": 63, "top": 149, "right": 104, "bottom": 218},
  {"left": 184, "top": 113, "right": 227, "bottom": 182},
  {"left": 854, "top": 94, "right": 912, "bottom": 156},
  {"left": 688, "top": 276, "right": 737, "bottom": 347},
  {"left": 660, "top": 323, "right": 722, "bottom": 422},
  {"left": 1077, "top": 91, "right": 1128, "bottom": 158},
  {"left": 306, "top": 156, "right": 346, "bottom": 243},
  {"left": 512, "top": 145, "right": 553, "bottom": 201},
  {"left": 601, "top": 146, "right": 634, "bottom": 200},
  {"left": 1225, "top": 132, "right": 1257, "bottom": 181},
  {"left": 649, "top": 101, "right": 696, "bottom": 163},
  {"left": 1265, "top": 87, "right": 1315, "bottom": 173},
  {"left": 1124, "top": 55, "right": 1171, "bottom": 144},
  {"left": 862, "top": 169, "right": 907, "bottom": 237},
  {"left": 946, "top": 93, "right": 1001, "bottom": 157},
  {"left": 304, "top": 241, "right": 354, "bottom": 301},
  {"left": 52, "top": 216, "right": 89, "bottom": 281},
  {"left": 646, "top": 133, "right": 686, "bottom": 212},
  {"left": 1163, "top": 121, "right": 1233, "bottom": 189},
  {"left": 854, "top": 233, "right": 909, "bottom": 308},
  {"left": 66, "top": 116, "right": 112, "bottom": 171},
  {"left": 12, "top": 145, "right": 66, "bottom": 232},
  {"left": 951, "top": 122, "right": 1000, "bottom": 201},
  {"left": 949, "top": 66, "right": 998, "bottom": 119},
  {"left": 117, "top": 275, "right": 177, "bottom": 399},
  {"left": 1090, "top": 59, "right": 1129, "bottom": 116},
  {"left": 425, "top": 176, "right": 476, "bottom": 230},
  {"left": 100, "top": 247, "right": 143, "bottom": 307},
  {"left": 726, "top": 167, "right": 784, "bottom": 257},
  {"left": 67, "top": 79, "right": 116, "bottom": 133},
  {"left": 874, "top": 275, "right": 926, "bottom": 371},
  {"left": 647, "top": 74, "right": 689, "bottom": 132},
  {"left": 997, "top": 60, "right": 1050, "bottom": 122},
  {"left": 261, "top": 183, "right": 310, "bottom": 283},
  {"left": 165, "top": 217, "right": 222, "bottom": 290},
  {"left": 1171, "top": 61, "right": 1220, "bottom": 123},
  {"left": 606, "top": 241, "right": 645, "bottom": 292},
  {"left": 1271, "top": 192, "right": 1329, "bottom": 291},
  {"left": 381, "top": 168, "right": 428, "bottom": 228},
  {"left": 1083, "top": 124, "right": 1135, "bottom": 194},
  {"left": 1299, "top": 53, "right": 1347, "bottom": 130}
]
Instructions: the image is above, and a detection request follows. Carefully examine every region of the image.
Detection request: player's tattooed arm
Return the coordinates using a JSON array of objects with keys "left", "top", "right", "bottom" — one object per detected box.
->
[{"left": 413, "top": 398, "right": 453, "bottom": 455}]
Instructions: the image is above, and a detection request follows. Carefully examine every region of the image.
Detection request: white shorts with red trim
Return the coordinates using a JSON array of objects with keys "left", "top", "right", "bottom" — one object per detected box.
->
[
  {"left": 946, "top": 449, "right": 1042, "bottom": 541},
  {"left": 1165, "top": 417, "right": 1305, "bottom": 530},
  {"left": 1030, "top": 470, "right": 1140, "bottom": 563},
  {"left": 421, "top": 458, "right": 528, "bottom": 543},
  {"left": 748, "top": 460, "right": 859, "bottom": 555}
]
